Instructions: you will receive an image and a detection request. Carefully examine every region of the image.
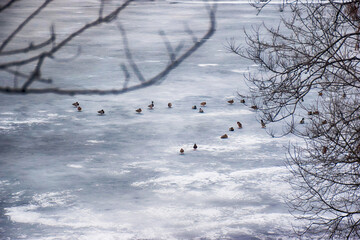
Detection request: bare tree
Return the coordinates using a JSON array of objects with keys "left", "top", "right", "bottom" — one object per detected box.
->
[
  {"left": 0, "top": 0, "right": 216, "bottom": 95},
  {"left": 229, "top": 1, "right": 360, "bottom": 238}
]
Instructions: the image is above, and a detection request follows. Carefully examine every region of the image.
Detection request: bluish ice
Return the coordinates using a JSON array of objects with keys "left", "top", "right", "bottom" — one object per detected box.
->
[{"left": 0, "top": 1, "right": 300, "bottom": 239}]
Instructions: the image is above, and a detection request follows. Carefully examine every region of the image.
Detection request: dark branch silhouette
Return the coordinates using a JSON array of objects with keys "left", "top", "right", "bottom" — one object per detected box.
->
[
  {"left": 230, "top": 1, "right": 360, "bottom": 238},
  {"left": 0, "top": 1, "right": 217, "bottom": 95}
]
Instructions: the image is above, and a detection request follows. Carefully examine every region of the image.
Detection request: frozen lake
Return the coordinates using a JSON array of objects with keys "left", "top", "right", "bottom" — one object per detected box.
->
[{"left": 0, "top": 1, "right": 299, "bottom": 239}]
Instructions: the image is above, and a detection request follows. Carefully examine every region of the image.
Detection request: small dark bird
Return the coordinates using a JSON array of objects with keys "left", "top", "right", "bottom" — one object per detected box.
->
[
  {"left": 300, "top": 118, "right": 305, "bottom": 124},
  {"left": 342, "top": 93, "right": 346, "bottom": 98},
  {"left": 180, "top": 148, "right": 185, "bottom": 154},
  {"left": 98, "top": 109, "right": 105, "bottom": 115},
  {"left": 229, "top": 127, "right": 234, "bottom": 131},
  {"left": 168, "top": 103, "right": 172, "bottom": 108},
  {"left": 77, "top": 106, "right": 82, "bottom": 112},
  {"left": 237, "top": 121, "right": 242, "bottom": 129},
  {"left": 136, "top": 108, "right": 142, "bottom": 113},
  {"left": 313, "top": 110, "right": 319, "bottom": 115},
  {"left": 199, "top": 108, "right": 204, "bottom": 113},
  {"left": 240, "top": 99, "right": 245, "bottom": 104},
  {"left": 251, "top": 105, "right": 258, "bottom": 110},
  {"left": 227, "top": 99, "right": 234, "bottom": 104},
  {"left": 221, "top": 134, "right": 228, "bottom": 139},
  {"left": 261, "top": 120, "right": 266, "bottom": 128},
  {"left": 308, "top": 111, "right": 313, "bottom": 115},
  {"left": 193, "top": 143, "right": 197, "bottom": 150},
  {"left": 72, "top": 102, "right": 79, "bottom": 107},
  {"left": 192, "top": 105, "right": 197, "bottom": 110},
  {"left": 322, "top": 146, "right": 327, "bottom": 154},
  {"left": 318, "top": 91, "right": 323, "bottom": 96},
  {"left": 200, "top": 102, "right": 206, "bottom": 107},
  {"left": 148, "top": 101, "right": 154, "bottom": 109},
  {"left": 321, "top": 120, "right": 327, "bottom": 125}
]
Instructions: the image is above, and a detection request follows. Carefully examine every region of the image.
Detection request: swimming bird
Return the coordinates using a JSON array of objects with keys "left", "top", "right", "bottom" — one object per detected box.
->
[
  {"left": 237, "top": 121, "right": 242, "bottom": 129},
  {"left": 221, "top": 134, "right": 228, "bottom": 139},
  {"left": 180, "top": 148, "right": 184, "bottom": 154},
  {"left": 98, "top": 109, "right": 105, "bottom": 115},
  {"left": 136, "top": 108, "right": 142, "bottom": 113},
  {"left": 77, "top": 106, "right": 82, "bottom": 112},
  {"left": 200, "top": 102, "right": 206, "bottom": 107},
  {"left": 72, "top": 102, "right": 79, "bottom": 107},
  {"left": 168, "top": 103, "right": 172, "bottom": 108},
  {"left": 229, "top": 127, "right": 234, "bottom": 131},
  {"left": 193, "top": 143, "right": 197, "bottom": 150},
  {"left": 321, "top": 120, "right": 327, "bottom": 125},
  {"left": 300, "top": 118, "right": 305, "bottom": 124},
  {"left": 261, "top": 120, "right": 266, "bottom": 128},
  {"left": 251, "top": 105, "right": 258, "bottom": 110},
  {"left": 199, "top": 108, "right": 204, "bottom": 113},
  {"left": 227, "top": 99, "right": 234, "bottom": 104},
  {"left": 192, "top": 105, "right": 197, "bottom": 110},
  {"left": 240, "top": 99, "right": 245, "bottom": 104}
]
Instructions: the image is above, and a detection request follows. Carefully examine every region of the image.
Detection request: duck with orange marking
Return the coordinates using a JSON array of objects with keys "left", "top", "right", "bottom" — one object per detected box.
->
[
  {"left": 135, "top": 108, "right": 142, "bottom": 113},
  {"left": 237, "top": 121, "right": 242, "bottom": 129},
  {"left": 229, "top": 127, "right": 234, "bottom": 131},
  {"left": 180, "top": 148, "right": 184, "bottom": 154},
  {"left": 77, "top": 106, "right": 82, "bottom": 112},
  {"left": 192, "top": 105, "right": 197, "bottom": 110},
  {"left": 72, "top": 102, "right": 79, "bottom": 107},
  {"left": 221, "top": 134, "right": 228, "bottom": 139},
  {"left": 200, "top": 102, "right": 206, "bottom": 107},
  {"left": 98, "top": 109, "right": 105, "bottom": 115},
  {"left": 227, "top": 99, "right": 234, "bottom": 104}
]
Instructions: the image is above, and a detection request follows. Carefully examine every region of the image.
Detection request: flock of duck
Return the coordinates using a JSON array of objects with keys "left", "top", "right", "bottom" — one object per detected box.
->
[{"left": 71, "top": 98, "right": 267, "bottom": 155}]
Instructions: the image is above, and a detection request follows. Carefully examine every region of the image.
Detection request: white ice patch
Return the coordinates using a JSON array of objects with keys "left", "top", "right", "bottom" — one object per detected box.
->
[
  {"left": 67, "top": 164, "right": 83, "bottom": 169},
  {"left": 198, "top": 63, "right": 219, "bottom": 67},
  {"left": 86, "top": 140, "right": 105, "bottom": 144},
  {"left": 231, "top": 69, "right": 249, "bottom": 73}
]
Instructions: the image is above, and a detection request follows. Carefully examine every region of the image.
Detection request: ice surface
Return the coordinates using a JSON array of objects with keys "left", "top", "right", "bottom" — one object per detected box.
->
[{"left": 0, "top": 1, "right": 300, "bottom": 239}]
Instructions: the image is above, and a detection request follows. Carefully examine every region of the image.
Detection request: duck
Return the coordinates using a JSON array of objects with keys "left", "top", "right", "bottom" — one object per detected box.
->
[
  {"left": 168, "top": 102, "right": 172, "bottom": 108},
  {"left": 193, "top": 143, "right": 197, "bottom": 150},
  {"left": 322, "top": 146, "right": 327, "bottom": 154},
  {"left": 221, "top": 134, "right": 228, "bottom": 139},
  {"left": 77, "top": 106, "right": 82, "bottom": 112},
  {"left": 227, "top": 99, "right": 234, "bottom": 104},
  {"left": 192, "top": 105, "right": 197, "bottom": 110},
  {"left": 180, "top": 148, "right": 185, "bottom": 154},
  {"left": 229, "top": 127, "right": 234, "bottom": 131},
  {"left": 136, "top": 108, "right": 142, "bottom": 113},
  {"left": 199, "top": 108, "right": 204, "bottom": 113},
  {"left": 321, "top": 120, "right": 327, "bottom": 125},
  {"left": 251, "top": 105, "right": 258, "bottom": 110},
  {"left": 237, "top": 121, "right": 242, "bottom": 129},
  {"left": 261, "top": 120, "right": 266, "bottom": 128},
  {"left": 308, "top": 111, "right": 313, "bottom": 115},
  {"left": 313, "top": 110, "right": 319, "bottom": 115},
  {"left": 300, "top": 118, "right": 305, "bottom": 124},
  {"left": 240, "top": 99, "right": 245, "bottom": 104},
  {"left": 72, "top": 102, "right": 79, "bottom": 107},
  {"left": 98, "top": 109, "right": 105, "bottom": 115},
  {"left": 200, "top": 102, "right": 206, "bottom": 107},
  {"left": 318, "top": 91, "right": 323, "bottom": 96},
  {"left": 148, "top": 101, "right": 154, "bottom": 109}
]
